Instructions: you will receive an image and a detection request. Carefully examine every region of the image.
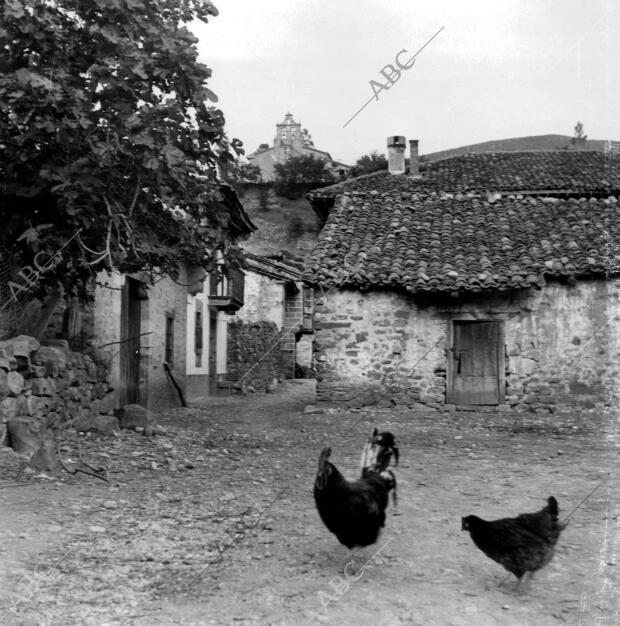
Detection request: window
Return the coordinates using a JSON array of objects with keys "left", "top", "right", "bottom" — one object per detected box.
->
[
  {"left": 195, "top": 301, "right": 203, "bottom": 368},
  {"left": 211, "top": 254, "right": 228, "bottom": 297},
  {"left": 302, "top": 286, "right": 314, "bottom": 333},
  {"left": 165, "top": 313, "right": 174, "bottom": 367},
  {"left": 208, "top": 251, "right": 245, "bottom": 313}
]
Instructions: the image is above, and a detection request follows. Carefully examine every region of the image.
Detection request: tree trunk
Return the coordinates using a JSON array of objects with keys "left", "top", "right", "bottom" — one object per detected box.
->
[
  {"left": 62, "top": 296, "right": 83, "bottom": 341},
  {"left": 22, "top": 286, "right": 63, "bottom": 341}
]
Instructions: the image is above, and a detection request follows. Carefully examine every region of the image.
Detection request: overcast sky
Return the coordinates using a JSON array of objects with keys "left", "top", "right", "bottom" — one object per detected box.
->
[{"left": 194, "top": 0, "right": 620, "bottom": 165}]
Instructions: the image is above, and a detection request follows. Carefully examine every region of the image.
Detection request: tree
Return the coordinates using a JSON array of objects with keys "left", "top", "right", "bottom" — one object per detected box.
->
[
  {"left": 349, "top": 151, "right": 388, "bottom": 177},
  {"left": 0, "top": 0, "right": 244, "bottom": 312},
  {"left": 273, "top": 154, "right": 336, "bottom": 199},
  {"left": 222, "top": 162, "right": 262, "bottom": 194},
  {"left": 571, "top": 121, "right": 588, "bottom": 145}
]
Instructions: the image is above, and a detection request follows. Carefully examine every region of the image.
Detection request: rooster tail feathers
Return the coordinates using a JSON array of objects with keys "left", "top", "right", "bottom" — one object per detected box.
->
[
  {"left": 318, "top": 446, "right": 332, "bottom": 470},
  {"left": 547, "top": 496, "right": 559, "bottom": 518},
  {"left": 361, "top": 428, "right": 399, "bottom": 474},
  {"left": 360, "top": 441, "right": 373, "bottom": 472},
  {"left": 547, "top": 496, "right": 569, "bottom": 530},
  {"left": 392, "top": 445, "right": 400, "bottom": 467},
  {"left": 315, "top": 447, "right": 333, "bottom": 491},
  {"left": 385, "top": 469, "right": 398, "bottom": 507},
  {"left": 360, "top": 428, "right": 380, "bottom": 471}
]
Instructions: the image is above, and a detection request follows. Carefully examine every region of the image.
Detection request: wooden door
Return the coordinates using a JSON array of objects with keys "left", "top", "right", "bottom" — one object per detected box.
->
[
  {"left": 208, "top": 310, "right": 218, "bottom": 394},
  {"left": 120, "top": 278, "right": 142, "bottom": 405},
  {"left": 448, "top": 321, "right": 504, "bottom": 406}
]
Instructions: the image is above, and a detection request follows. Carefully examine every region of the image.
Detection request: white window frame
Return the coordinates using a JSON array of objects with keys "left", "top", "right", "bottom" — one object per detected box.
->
[{"left": 186, "top": 282, "right": 209, "bottom": 376}]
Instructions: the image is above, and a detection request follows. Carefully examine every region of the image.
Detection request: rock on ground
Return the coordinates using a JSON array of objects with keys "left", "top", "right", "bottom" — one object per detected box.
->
[{"left": 116, "top": 404, "right": 151, "bottom": 430}]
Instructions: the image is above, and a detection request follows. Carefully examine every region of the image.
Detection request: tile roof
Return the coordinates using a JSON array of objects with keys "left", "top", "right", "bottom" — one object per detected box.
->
[
  {"left": 303, "top": 193, "right": 620, "bottom": 293},
  {"left": 308, "top": 151, "right": 620, "bottom": 199},
  {"left": 244, "top": 251, "right": 302, "bottom": 282},
  {"left": 217, "top": 183, "right": 256, "bottom": 237}
]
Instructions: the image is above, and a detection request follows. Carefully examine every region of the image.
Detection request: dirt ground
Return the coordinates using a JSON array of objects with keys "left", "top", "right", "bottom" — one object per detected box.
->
[{"left": 1, "top": 380, "right": 619, "bottom": 626}]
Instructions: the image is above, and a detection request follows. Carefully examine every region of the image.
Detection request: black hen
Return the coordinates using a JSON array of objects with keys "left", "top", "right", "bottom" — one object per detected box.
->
[
  {"left": 314, "top": 430, "right": 398, "bottom": 549},
  {"left": 462, "top": 496, "right": 566, "bottom": 587}
]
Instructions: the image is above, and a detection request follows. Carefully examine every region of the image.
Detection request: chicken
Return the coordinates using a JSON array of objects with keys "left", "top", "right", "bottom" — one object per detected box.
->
[
  {"left": 462, "top": 496, "right": 566, "bottom": 589},
  {"left": 360, "top": 428, "right": 399, "bottom": 475},
  {"left": 314, "top": 429, "right": 398, "bottom": 549}
]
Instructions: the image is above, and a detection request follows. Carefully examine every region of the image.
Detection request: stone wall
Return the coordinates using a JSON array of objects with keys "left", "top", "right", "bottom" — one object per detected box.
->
[
  {"left": 282, "top": 285, "right": 303, "bottom": 377},
  {"left": 226, "top": 320, "right": 287, "bottom": 392},
  {"left": 139, "top": 272, "right": 188, "bottom": 410},
  {"left": 0, "top": 335, "right": 113, "bottom": 441},
  {"left": 234, "top": 269, "right": 306, "bottom": 380},
  {"left": 235, "top": 270, "right": 285, "bottom": 327},
  {"left": 93, "top": 271, "right": 189, "bottom": 411},
  {"left": 312, "top": 279, "right": 620, "bottom": 412}
]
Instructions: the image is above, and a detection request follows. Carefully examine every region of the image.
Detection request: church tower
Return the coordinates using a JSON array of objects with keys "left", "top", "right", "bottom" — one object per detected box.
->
[{"left": 273, "top": 113, "right": 314, "bottom": 150}]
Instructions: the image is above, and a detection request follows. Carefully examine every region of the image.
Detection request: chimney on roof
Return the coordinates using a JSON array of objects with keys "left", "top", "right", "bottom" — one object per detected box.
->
[
  {"left": 409, "top": 139, "right": 420, "bottom": 177},
  {"left": 387, "top": 136, "right": 406, "bottom": 175}
]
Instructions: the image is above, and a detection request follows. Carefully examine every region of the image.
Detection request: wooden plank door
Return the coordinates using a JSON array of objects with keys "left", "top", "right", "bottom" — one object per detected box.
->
[
  {"left": 449, "top": 321, "right": 504, "bottom": 405},
  {"left": 208, "top": 310, "right": 218, "bottom": 395},
  {"left": 120, "top": 278, "right": 142, "bottom": 405}
]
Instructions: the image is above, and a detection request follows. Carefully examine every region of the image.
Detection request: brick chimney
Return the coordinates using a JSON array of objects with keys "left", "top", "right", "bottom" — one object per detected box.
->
[
  {"left": 409, "top": 139, "right": 420, "bottom": 177},
  {"left": 387, "top": 136, "right": 406, "bottom": 175}
]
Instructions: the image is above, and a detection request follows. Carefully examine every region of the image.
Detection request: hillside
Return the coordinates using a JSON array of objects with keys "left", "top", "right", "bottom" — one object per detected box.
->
[
  {"left": 238, "top": 187, "right": 320, "bottom": 262},
  {"left": 421, "top": 134, "right": 609, "bottom": 162}
]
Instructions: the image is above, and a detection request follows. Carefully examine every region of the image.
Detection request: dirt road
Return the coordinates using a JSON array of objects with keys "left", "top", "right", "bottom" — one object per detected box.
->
[{"left": 1, "top": 380, "right": 618, "bottom": 625}]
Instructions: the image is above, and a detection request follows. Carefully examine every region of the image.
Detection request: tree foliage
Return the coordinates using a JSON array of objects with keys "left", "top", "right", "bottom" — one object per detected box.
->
[
  {"left": 349, "top": 150, "right": 388, "bottom": 177},
  {"left": 222, "top": 162, "right": 262, "bottom": 194},
  {"left": 273, "top": 154, "right": 335, "bottom": 199},
  {"left": 571, "top": 121, "right": 587, "bottom": 145},
  {"left": 0, "top": 0, "right": 244, "bottom": 303}
]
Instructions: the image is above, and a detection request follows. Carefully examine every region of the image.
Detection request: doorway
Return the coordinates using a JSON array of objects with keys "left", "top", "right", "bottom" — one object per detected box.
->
[
  {"left": 208, "top": 309, "right": 218, "bottom": 394},
  {"left": 120, "top": 278, "right": 143, "bottom": 405},
  {"left": 447, "top": 320, "right": 504, "bottom": 406}
]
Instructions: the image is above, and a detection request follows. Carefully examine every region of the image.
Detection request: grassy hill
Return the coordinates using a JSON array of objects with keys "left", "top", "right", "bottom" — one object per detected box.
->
[
  {"left": 421, "top": 135, "right": 610, "bottom": 162},
  {"left": 239, "top": 189, "right": 321, "bottom": 262}
]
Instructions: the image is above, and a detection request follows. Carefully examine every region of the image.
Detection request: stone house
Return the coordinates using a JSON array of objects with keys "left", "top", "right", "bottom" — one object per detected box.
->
[
  {"left": 225, "top": 251, "right": 313, "bottom": 391},
  {"left": 248, "top": 113, "right": 349, "bottom": 181},
  {"left": 303, "top": 137, "right": 620, "bottom": 412},
  {"left": 90, "top": 184, "right": 256, "bottom": 410}
]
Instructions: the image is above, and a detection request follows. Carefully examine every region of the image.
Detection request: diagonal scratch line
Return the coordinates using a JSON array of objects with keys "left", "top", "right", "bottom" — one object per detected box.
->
[
  {"left": 1, "top": 545, "right": 77, "bottom": 621},
  {"left": 189, "top": 381, "right": 385, "bottom": 583},
  {"left": 0, "top": 228, "right": 83, "bottom": 311},
  {"left": 187, "top": 483, "right": 291, "bottom": 584},
  {"left": 343, "top": 26, "right": 445, "bottom": 128},
  {"left": 342, "top": 95, "right": 378, "bottom": 130},
  {"left": 562, "top": 482, "right": 602, "bottom": 525},
  {"left": 408, "top": 24, "right": 446, "bottom": 59},
  {"left": 190, "top": 401, "right": 374, "bottom": 584},
  {"left": 188, "top": 274, "right": 394, "bottom": 582},
  {"left": 306, "top": 538, "right": 394, "bottom": 624},
  {"left": 497, "top": 482, "right": 607, "bottom": 588}
]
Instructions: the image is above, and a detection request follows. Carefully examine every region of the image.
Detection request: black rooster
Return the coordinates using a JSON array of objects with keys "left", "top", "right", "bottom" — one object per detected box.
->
[
  {"left": 462, "top": 496, "right": 566, "bottom": 589},
  {"left": 360, "top": 429, "right": 399, "bottom": 476},
  {"left": 314, "top": 429, "right": 398, "bottom": 549}
]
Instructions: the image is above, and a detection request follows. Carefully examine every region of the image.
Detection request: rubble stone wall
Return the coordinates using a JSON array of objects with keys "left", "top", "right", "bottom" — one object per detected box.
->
[
  {"left": 0, "top": 335, "right": 113, "bottom": 441},
  {"left": 312, "top": 279, "right": 620, "bottom": 412},
  {"left": 235, "top": 271, "right": 285, "bottom": 327},
  {"left": 93, "top": 271, "right": 188, "bottom": 411},
  {"left": 139, "top": 273, "right": 188, "bottom": 410},
  {"left": 226, "top": 320, "right": 287, "bottom": 392}
]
